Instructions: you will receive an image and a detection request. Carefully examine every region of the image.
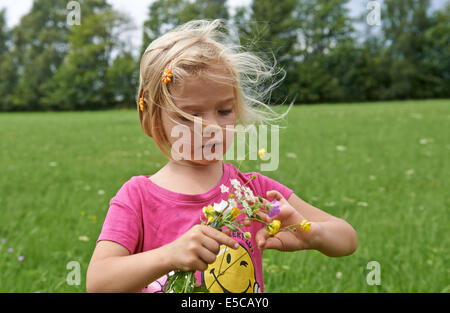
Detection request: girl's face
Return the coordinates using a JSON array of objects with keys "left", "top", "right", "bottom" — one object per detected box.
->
[{"left": 161, "top": 71, "right": 237, "bottom": 165}]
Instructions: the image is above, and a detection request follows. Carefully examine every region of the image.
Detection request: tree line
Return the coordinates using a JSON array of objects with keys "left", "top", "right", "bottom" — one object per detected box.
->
[{"left": 0, "top": 0, "right": 448, "bottom": 111}]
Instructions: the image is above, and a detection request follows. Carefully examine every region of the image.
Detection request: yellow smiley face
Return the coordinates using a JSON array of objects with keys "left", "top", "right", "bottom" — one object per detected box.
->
[{"left": 201, "top": 243, "right": 256, "bottom": 293}]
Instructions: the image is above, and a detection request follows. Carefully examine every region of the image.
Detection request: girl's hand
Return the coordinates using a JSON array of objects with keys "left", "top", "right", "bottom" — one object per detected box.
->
[
  {"left": 165, "top": 224, "right": 239, "bottom": 272},
  {"left": 244, "top": 190, "right": 319, "bottom": 251}
]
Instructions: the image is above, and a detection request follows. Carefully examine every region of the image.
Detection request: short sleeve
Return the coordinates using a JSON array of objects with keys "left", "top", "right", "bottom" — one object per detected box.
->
[
  {"left": 252, "top": 172, "right": 294, "bottom": 201},
  {"left": 97, "top": 178, "right": 143, "bottom": 254}
]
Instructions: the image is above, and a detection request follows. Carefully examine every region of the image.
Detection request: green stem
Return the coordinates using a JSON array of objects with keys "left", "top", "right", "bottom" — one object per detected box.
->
[{"left": 241, "top": 174, "right": 256, "bottom": 188}]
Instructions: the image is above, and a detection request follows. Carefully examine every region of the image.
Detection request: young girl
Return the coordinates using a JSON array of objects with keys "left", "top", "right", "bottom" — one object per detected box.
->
[{"left": 86, "top": 19, "right": 357, "bottom": 293}]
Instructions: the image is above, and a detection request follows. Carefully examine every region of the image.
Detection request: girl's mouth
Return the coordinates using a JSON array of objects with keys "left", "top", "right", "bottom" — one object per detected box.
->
[{"left": 202, "top": 142, "right": 222, "bottom": 153}]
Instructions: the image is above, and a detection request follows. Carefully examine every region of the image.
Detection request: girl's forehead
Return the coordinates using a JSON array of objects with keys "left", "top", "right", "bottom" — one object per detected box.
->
[
  {"left": 177, "top": 96, "right": 236, "bottom": 111},
  {"left": 171, "top": 75, "right": 236, "bottom": 107}
]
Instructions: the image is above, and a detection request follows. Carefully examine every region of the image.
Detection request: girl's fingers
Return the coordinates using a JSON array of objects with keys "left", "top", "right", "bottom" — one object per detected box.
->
[
  {"left": 256, "top": 211, "right": 272, "bottom": 223},
  {"left": 242, "top": 218, "right": 252, "bottom": 227},
  {"left": 266, "top": 190, "right": 285, "bottom": 202},
  {"left": 201, "top": 225, "right": 239, "bottom": 250},
  {"left": 198, "top": 245, "right": 219, "bottom": 265},
  {"left": 255, "top": 227, "right": 286, "bottom": 250},
  {"left": 260, "top": 236, "right": 284, "bottom": 250},
  {"left": 242, "top": 211, "right": 272, "bottom": 227},
  {"left": 255, "top": 227, "right": 270, "bottom": 250},
  {"left": 221, "top": 227, "right": 232, "bottom": 237},
  {"left": 201, "top": 235, "right": 221, "bottom": 255}
]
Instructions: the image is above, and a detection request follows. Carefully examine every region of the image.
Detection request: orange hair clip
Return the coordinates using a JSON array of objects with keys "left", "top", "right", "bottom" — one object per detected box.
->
[
  {"left": 162, "top": 59, "right": 174, "bottom": 85},
  {"left": 139, "top": 96, "right": 144, "bottom": 111}
]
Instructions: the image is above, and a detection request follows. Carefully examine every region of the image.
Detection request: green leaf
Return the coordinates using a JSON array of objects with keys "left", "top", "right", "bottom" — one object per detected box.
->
[
  {"left": 224, "top": 221, "right": 238, "bottom": 232},
  {"left": 193, "top": 285, "right": 210, "bottom": 293}
]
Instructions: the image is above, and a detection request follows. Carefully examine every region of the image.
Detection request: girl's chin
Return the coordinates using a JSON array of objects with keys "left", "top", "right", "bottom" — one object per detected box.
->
[
  {"left": 187, "top": 156, "right": 223, "bottom": 165},
  {"left": 195, "top": 158, "right": 223, "bottom": 165},
  {"left": 170, "top": 152, "right": 223, "bottom": 164}
]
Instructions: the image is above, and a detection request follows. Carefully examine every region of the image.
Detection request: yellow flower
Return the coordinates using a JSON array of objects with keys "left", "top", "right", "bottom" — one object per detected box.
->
[
  {"left": 300, "top": 219, "right": 311, "bottom": 232},
  {"left": 258, "top": 148, "right": 266, "bottom": 158},
  {"left": 203, "top": 205, "right": 214, "bottom": 217},
  {"left": 88, "top": 215, "right": 97, "bottom": 224},
  {"left": 231, "top": 207, "right": 240, "bottom": 220},
  {"left": 203, "top": 205, "right": 215, "bottom": 225},
  {"left": 266, "top": 220, "right": 281, "bottom": 236}
]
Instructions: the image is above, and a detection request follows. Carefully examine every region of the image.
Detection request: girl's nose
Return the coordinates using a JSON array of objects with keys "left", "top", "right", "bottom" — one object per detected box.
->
[
  {"left": 203, "top": 111, "right": 220, "bottom": 127},
  {"left": 201, "top": 112, "right": 223, "bottom": 137}
]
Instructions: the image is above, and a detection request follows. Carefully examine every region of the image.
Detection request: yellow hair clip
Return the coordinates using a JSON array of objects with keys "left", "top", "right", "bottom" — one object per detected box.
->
[
  {"left": 139, "top": 97, "right": 144, "bottom": 111},
  {"left": 161, "top": 59, "right": 174, "bottom": 85}
]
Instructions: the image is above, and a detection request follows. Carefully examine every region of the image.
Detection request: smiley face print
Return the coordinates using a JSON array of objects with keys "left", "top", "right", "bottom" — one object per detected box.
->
[{"left": 201, "top": 243, "right": 260, "bottom": 293}]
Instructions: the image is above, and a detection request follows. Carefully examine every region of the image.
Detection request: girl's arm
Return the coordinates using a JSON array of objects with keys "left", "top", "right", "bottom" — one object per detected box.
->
[
  {"left": 86, "top": 240, "right": 173, "bottom": 293},
  {"left": 287, "top": 192, "right": 358, "bottom": 257},
  {"left": 252, "top": 190, "right": 357, "bottom": 257},
  {"left": 86, "top": 225, "right": 239, "bottom": 293}
]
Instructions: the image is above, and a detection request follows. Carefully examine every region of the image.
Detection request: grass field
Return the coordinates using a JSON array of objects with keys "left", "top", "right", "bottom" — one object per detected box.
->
[{"left": 0, "top": 99, "right": 449, "bottom": 293}]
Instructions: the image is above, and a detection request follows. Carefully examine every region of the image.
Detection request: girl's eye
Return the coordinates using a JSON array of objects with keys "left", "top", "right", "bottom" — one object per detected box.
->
[
  {"left": 218, "top": 109, "right": 232, "bottom": 116},
  {"left": 178, "top": 115, "right": 190, "bottom": 122},
  {"left": 177, "top": 113, "right": 199, "bottom": 122}
]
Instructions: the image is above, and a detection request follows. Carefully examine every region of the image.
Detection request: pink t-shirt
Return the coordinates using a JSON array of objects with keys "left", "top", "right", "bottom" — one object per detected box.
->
[{"left": 97, "top": 161, "right": 293, "bottom": 293}]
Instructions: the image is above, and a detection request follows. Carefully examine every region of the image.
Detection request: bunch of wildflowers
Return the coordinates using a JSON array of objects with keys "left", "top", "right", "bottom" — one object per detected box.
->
[{"left": 165, "top": 174, "right": 311, "bottom": 293}]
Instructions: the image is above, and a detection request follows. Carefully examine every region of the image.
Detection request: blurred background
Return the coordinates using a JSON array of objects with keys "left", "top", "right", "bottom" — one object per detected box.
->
[
  {"left": 0, "top": 0, "right": 449, "bottom": 111},
  {"left": 0, "top": 0, "right": 448, "bottom": 293}
]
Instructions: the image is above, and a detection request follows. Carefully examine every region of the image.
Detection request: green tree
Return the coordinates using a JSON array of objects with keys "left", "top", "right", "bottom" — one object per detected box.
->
[
  {"left": 422, "top": 2, "right": 450, "bottom": 97},
  {"left": 42, "top": 1, "right": 133, "bottom": 110},
  {"left": 381, "top": 0, "right": 434, "bottom": 99},
  {"left": 0, "top": 9, "right": 7, "bottom": 54},
  {"left": 106, "top": 51, "right": 139, "bottom": 108},
  {"left": 141, "top": 0, "right": 229, "bottom": 53},
  {"left": 0, "top": 9, "right": 18, "bottom": 111},
  {"left": 292, "top": 0, "right": 355, "bottom": 103},
  {"left": 9, "top": 0, "right": 70, "bottom": 110},
  {"left": 233, "top": 0, "right": 298, "bottom": 104}
]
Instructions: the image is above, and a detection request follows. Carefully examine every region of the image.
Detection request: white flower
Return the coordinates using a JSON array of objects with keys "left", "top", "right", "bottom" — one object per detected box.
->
[
  {"left": 78, "top": 236, "right": 89, "bottom": 242},
  {"left": 405, "top": 169, "right": 415, "bottom": 176},
  {"left": 213, "top": 200, "right": 228, "bottom": 213},
  {"left": 224, "top": 199, "right": 238, "bottom": 214},
  {"left": 286, "top": 152, "right": 297, "bottom": 159},
  {"left": 230, "top": 179, "right": 241, "bottom": 188},
  {"left": 419, "top": 138, "right": 433, "bottom": 145},
  {"left": 243, "top": 186, "right": 257, "bottom": 203},
  {"left": 241, "top": 199, "right": 250, "bottom": 209},
  {"left": 336, "top": 145, "right": 347, "bottom": 151},
  {"left": 234, "top": 190, "right": 243, "bottom": 200},
  {"left": 220, "top": 184, "right": 229, "bottom": 193},
  {"left": 228, "top": 199, "right": 238, "bottom": 209}
]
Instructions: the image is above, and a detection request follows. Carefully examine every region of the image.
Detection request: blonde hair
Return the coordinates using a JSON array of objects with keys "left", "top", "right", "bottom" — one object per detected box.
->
[{"left": 137, "top": 19, "right": 291, "bottom": 160}]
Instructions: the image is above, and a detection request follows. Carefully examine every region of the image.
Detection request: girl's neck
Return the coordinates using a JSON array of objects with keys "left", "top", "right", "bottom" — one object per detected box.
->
[
  {"left": 165, "top": 160, "right": 223, "bottom": 184},
  {"left": 150, "top": 160, "right": 224, "bottom": 195}
]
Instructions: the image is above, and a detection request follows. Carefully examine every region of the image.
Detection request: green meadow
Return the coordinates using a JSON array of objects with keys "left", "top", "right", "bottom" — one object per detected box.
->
[{"left": 0, "top": 99, "right": 449, "bottom": 292}]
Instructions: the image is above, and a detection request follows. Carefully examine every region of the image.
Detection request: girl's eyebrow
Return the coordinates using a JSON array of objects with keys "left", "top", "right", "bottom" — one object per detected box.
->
[{"left": 179, "top": 97, "right": 235, "bottom": 110}]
